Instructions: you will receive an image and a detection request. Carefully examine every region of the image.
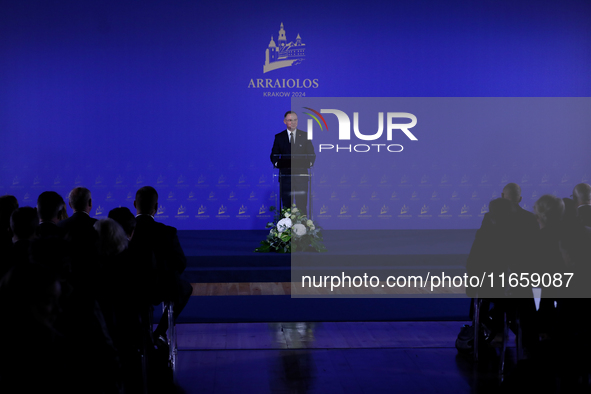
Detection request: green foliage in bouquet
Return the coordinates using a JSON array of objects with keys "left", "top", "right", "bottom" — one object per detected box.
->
[{"left": 254, "top": 206, "right": 327, "bottom": 253}]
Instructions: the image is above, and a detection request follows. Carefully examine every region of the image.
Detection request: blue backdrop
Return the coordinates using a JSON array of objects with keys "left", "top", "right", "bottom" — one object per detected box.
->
[{"left": 1, "top": 0, "right": 590, "bottom": 229}]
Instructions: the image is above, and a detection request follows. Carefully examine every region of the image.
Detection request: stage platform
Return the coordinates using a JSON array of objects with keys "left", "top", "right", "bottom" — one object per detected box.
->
[
  {"left": 179, "top": 229, "right": 477, "bottom": 283},
  {"left": 159, "top": 230, "right": 477, "bottom": 323}
]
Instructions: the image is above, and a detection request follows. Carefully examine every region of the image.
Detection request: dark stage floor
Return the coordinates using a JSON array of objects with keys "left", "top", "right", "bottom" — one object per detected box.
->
[
  {"left": 174, "top": 321, "right": 518, "bottom": 394},
  {"left": 165, "top": 231, "right": 541, "bottom": 393}
]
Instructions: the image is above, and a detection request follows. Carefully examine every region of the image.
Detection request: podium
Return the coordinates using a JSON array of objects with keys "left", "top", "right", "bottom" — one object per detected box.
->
[{"left": 273, "top": 154, "right": 314, "bottom": 219}]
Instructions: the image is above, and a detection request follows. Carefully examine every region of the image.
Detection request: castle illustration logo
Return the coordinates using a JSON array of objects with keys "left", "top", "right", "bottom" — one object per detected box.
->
[{"left": 264, "top": 23, "right": 306, "bottom": 73}]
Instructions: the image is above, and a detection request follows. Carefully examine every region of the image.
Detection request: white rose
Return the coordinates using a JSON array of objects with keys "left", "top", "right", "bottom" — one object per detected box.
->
[
  {"left": 292, "top": 223, "right": 307, "bottom": 237},
  {"left": 284, "top": 212, "right": 290, "bottom": 218},
  {"left": 277, "top": 218, "right": 292, "bottom": 233},
  {"left": 291, "top": 214, "right": 296, "bottom": 220},
  {"left": 291, "top": 208, "right": 299, "bottom": 214},
  {"left": 306, "top": 220, "right": 313, "bottom": 226},
  {"left": 309, "top": 225, "right": 315, "bottom": 231}
]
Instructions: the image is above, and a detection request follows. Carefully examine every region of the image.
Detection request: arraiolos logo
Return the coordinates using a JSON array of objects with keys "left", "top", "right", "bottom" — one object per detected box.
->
[
  {"left": 264, "top": 23, "right": 305, "bottom": 73},
  {"left": 302, "top": 108, "right": 418, "bottom": 153},
  {"left": 248, "top": 23, "right": 318, "bottom": 93}
]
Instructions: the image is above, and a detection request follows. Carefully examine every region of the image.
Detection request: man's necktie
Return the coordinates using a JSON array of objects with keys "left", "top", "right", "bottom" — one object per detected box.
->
[{"left": 290, "top": 132, "right": 294, "bottom": 145}]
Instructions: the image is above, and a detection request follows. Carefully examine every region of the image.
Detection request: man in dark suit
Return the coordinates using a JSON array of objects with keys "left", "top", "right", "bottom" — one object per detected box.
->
[
  {"left": 4, "top": 207, "right": 38, "bottom": 275},
  {"left": 57, "top": 187, "right": 99, "bottom": 279},
  {"left": 58, "top": 187, "right": 97, "bottom": 236},
  {"left": 36, "top": 191, "right": 66, "bottom": 239},
  {"left": 572, "top": 182, "right": 591, "bottom": 226},
  {"left": 466, "top": 183, "right": 539, "bottom": 346},
  {"left": 270, "top": 111, "right": 316, "bottom": 216},
  {"left": 130, "top": 186, "right": 192, "bottom": 343},
  {"left": 0, "top": 195, "right": 18, "bottom": 255},
  {"left": 34, "top": 191, "right": 75, "bottom": 278},
  {"left": 467, "top": 183, "right": 539, "bottom": 294}
]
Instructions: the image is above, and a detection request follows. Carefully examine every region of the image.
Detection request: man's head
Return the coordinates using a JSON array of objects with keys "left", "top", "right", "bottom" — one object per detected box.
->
[
  {"left": 534, "top": 194, "right": 565, "bottom": 229},
  {"left": 572, "top": 183, "right": 591, "bottom": 207},
  {"left": 108, "top": 207, "right": 136, "bottom": 239},
  {"left": 10, "top": 207, "right": 39, "bottom": 242},
  {"left": 284, "top": 111, "right": 298, "bottom": 132},
  {"left": 501, "top": 183, "right": 522, "bottom": 203},
  {"left": 134, "top": 186, "right": 158, "bottom": 216},
  {"left": 68, "top": 187, "right": 92, "bottom": 213},
  {"left": 36, "top": 191, "right": 65, "bottom": 223}
]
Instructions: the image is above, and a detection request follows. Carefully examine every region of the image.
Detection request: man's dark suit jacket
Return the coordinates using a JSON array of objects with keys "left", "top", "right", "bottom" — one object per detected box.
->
[
  {"left": 270, "top": 129, "right": 316, "bottom": 176},
  {"left": 577, "top": 204, "right": 591, "bottom": 226},
  {"left": 57, "top": 211, "right": 99, "bottom": 273},
  {"left": 130, "top": 214, "right": 187, "bottom": 305},
  {"left": 58, "top": 211, "right": 97, "bottom": 235},
  {"left": 131, "top": 215, "right": 186, "bottom": 274},
  {"left": 36, "top": 222, "right": 65, "bottom": 239},
  {"left": 466, "top": 203, "right": 538, "bottom": 297}
]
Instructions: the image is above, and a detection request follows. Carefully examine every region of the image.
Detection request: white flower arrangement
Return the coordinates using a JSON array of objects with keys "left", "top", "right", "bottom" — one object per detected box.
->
[
  {"left": 277, "top": 218, "right": 292, "bottom": 233},
  {"left": 292, "top": 223, "right": 307, "bottom": 237},
  {"left": 255, "top": 205, "right": 326, "bottom": 253}
]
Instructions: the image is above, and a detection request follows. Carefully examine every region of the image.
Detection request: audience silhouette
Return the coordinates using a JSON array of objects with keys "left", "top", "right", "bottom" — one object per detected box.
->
[
  {"left": 1, "top": 182, "right": 590, "bottom": 392},
  {"left": 0, "top": 187, "right": 187, "bottom": 393}
]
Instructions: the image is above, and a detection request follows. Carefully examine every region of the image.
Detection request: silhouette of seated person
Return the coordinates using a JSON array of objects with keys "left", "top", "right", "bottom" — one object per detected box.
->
[
  {"left": 466, "top": 183, "right": 538, "bottom": 343},
  {"left": 573, "top": 182, "right": 591, "bottom": 226},
  {"left": 95, "top": 217, "right": 149, "bottom": 393},
  {"left": 58, "top": 187, "right": 98, "bottom": 252},
  {"left": 107, "top": 207, "right": 157, "bottom": 313},
  {"left": 2, "top": 207, "right": 39, "bottom": 276},
  {"left": 558, "top": 197, "right": 591, "bottom": 296},
  {"left": 552, "top": 196, "right": 591, "bottom": 384},
  {"left": 32, "top": 192, "right": 76, "bottom": 278},
  {"left": 29, "top": 193, "right": 121, "bottom": 390},
  {"left": 27, "top": 235, "right": 122, "bottom": 392},
  {"left": 0, "top": 263, "right": 75, "bottom": 393},
  {"left": 0, "top": 195, "right": 18, "bottom": 258},
  {"left": 36, "top": 191, "right": 66, "bottom": 240},
  {"left": 1, "top": 261, "right": 122, "bottom": 393},
  {"left": 467, "top": 183, "right": 538, "bottom": 294},
  {"left": 108, "top": 206, "right": 136, "bottom": 241},
  {"left": 129, "top": 186, "right": 192, "bottom": 346},
  {"left": 515, "top": 194, "right": 564, "bottom": 358}
]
